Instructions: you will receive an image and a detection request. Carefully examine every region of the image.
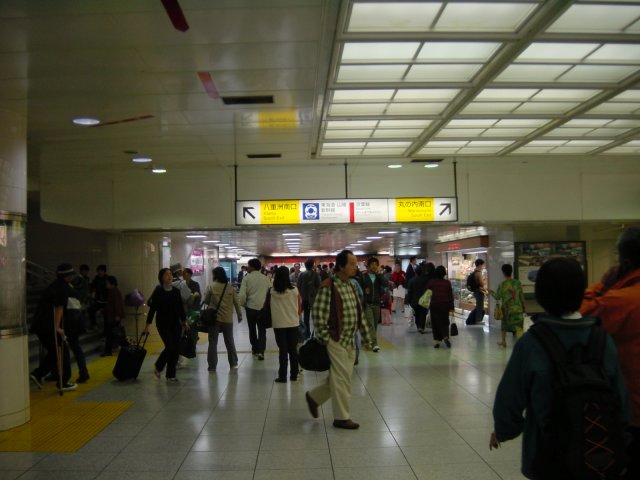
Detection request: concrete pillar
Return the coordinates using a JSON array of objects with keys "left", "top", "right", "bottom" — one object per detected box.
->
[{"left": 0, "top": 108, "right": 29, "bottom": 430}]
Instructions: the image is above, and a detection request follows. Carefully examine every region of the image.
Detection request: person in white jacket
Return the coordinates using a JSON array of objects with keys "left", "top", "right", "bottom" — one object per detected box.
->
[{"left": 270, "top": 266, "right": 301, "bottom": 382}]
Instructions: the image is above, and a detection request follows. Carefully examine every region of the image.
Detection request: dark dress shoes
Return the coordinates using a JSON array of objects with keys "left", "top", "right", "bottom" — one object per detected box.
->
[
  {"left": 305, "top": 392, "right": 319, "bottom": 418},
  {"left": 333, "top": 419, "right": 360, "bottom": 430}
]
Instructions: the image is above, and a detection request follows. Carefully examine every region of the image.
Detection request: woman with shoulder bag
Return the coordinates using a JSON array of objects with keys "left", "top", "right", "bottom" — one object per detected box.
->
[
  {"left": 203, "top": 267, "right": 243, "bottom": 372},
  {"left": 270, "top": 266, "right": 301, "bottom": 383},
  {"left": 144, "top": 268, "right": 189, "bottom": 382}
]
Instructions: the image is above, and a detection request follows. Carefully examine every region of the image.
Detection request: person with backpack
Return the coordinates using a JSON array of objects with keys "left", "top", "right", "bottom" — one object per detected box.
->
[
  {"left": 466, "top": 258, "right": 487, "bottom": 324},
  {"left": 490, "top": 257, "right": 629, "bottom": 480},
  {"left": 297, "top": 258, "right": 320, "bottom": 340},
  {"left": 580, "top": 226, "right": 640, "bottom": 479}
]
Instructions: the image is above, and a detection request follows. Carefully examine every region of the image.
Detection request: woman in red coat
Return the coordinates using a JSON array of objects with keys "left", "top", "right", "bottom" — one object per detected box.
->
[{"left": 580, "top": 227, "right": 640, "bottom": 478}]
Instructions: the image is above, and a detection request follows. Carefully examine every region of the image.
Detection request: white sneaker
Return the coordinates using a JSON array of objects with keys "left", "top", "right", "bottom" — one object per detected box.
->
[{"left": 61, "top": 382, "right": 77, "bottom": 391}]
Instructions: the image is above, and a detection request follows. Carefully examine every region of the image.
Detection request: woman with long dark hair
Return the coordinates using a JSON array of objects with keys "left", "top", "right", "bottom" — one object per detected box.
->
[
  {"left": 203, "top": 266, "right": 243, "bottom": 372},
  {"left": 144, "top": 268, "right": 189, "bottom": 382},
  {"left": 270, "top": 266, "right": 301, "bottom": 382}
]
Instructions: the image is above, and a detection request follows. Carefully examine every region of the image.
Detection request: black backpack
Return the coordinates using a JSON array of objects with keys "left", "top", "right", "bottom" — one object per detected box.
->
[
  {"left": 466, "top": 271, "right": 478, "bottom": 292},
  {"left": 529, "top": 322, "right": 628, "bottom": 480}
]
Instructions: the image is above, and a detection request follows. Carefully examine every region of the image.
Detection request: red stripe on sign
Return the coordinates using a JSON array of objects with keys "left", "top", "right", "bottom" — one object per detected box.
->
[
  {"left": 90, "top": 115, "right": 155, "bottom": 128},
  {"left": 161, "top": 0, "right": 189, "bottom": 32},
  {"left": 349, "top": 202, "right": 355, "bottom": 223},
  {"left": 197, "top": 72, "right": 220, "bottom": 99}
]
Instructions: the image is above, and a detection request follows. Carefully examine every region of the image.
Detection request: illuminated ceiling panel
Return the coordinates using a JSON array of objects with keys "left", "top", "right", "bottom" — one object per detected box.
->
[
  {"left": 318, "top": 1, "right": 640, "bottom": 159},
  {"left": 600, "top": 140, "right": 640, "bottom": 154}
]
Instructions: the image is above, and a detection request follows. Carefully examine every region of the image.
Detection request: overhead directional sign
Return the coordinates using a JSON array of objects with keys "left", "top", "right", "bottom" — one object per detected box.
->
[{"left": 236, "top": 197, "right": 457, "bottom": 225}]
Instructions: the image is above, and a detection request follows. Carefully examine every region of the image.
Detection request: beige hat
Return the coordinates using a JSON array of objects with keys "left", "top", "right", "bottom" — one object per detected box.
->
[{"left": 170, "top": 262, "right": 184, "bottom": 274}]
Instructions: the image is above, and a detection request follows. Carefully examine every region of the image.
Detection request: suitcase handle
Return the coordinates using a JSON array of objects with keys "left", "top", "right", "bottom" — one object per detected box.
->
[{"left": 136, "top": 332, "right": 149, "bottom": 348}]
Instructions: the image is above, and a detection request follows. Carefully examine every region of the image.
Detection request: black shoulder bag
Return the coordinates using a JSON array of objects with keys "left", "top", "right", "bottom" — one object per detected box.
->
[{"left": 197, "top": 283, "right": 227, "bottom": 333}]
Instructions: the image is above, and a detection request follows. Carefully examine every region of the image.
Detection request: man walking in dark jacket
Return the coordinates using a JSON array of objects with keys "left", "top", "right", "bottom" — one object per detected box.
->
[
  {"left": 297, "top": 258, "right": 320, "bottom": 340},
  {"left": 361, "top": 257, "right": 388, "bottom": 352}
]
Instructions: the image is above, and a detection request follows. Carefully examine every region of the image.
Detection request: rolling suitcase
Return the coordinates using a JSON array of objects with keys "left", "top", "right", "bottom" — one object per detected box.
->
[{"left": 113, "top": 332, "right": 149, "bottom": 381}]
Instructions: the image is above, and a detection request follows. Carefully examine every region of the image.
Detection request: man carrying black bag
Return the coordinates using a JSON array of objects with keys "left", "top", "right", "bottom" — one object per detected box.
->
[{"left": 304, "top": 250, "right": 373, "bottom": 430}]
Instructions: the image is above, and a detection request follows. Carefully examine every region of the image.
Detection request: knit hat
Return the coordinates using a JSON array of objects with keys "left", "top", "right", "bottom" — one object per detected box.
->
[{"left": 56, "top": 263, "right": 75, "bottom": 276}]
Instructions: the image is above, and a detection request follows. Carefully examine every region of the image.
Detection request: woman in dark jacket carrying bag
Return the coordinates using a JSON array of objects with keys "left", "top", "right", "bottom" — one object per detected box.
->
[
  {"left": 426, "top": 266, "right": 455, "bottom": 348},
  {"left": 144, "top": 268, "right": 189, "bottom": 382}
]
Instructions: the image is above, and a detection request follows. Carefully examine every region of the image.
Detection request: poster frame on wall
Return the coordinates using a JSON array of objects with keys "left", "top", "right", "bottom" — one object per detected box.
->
[{"left": 514, "top": 241, "right": 587, "bottom": 296}]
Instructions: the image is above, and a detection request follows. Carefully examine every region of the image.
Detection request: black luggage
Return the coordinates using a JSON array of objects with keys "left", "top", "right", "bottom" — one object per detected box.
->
[
  {"left": 113, "top": 333, "right": 149, "bottom": 381},
  {"left": 466, "top": 309, "right": 485, "bottom": 325}
]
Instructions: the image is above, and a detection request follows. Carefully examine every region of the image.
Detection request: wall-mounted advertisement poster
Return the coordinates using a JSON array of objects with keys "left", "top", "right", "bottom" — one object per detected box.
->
[
  {"left": 190, "top": 249, "right": 204, "bottom": 276},
  {"left": 515, "top": 241, "right": 587, "bottom": 294}
]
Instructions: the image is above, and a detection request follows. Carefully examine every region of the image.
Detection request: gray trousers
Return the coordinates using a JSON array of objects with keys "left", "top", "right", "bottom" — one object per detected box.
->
[{"left": 207, "top": 321, "right": 238, "bottom": 370}]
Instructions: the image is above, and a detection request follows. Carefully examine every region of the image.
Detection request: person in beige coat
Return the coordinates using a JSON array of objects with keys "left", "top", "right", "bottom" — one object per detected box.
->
[{"left": 203, "top": 267, "right": 243, "bottom": 372}]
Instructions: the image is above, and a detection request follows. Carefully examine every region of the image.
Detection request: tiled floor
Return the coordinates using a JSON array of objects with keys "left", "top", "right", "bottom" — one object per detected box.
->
[{"left": 1, "top": 312, "right": 526, "bottom": 479}]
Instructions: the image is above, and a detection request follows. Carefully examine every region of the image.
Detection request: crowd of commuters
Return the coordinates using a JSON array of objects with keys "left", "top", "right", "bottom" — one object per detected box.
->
[{"left": 29, "top": 226, "right": 639, "bottom": 458}]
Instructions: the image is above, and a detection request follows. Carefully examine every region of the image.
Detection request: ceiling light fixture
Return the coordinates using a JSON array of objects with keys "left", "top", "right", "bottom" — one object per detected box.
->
[
  {"left": 424, "top": 162, "right": 440, "bottom": 168},
  {"left": 72, "top": 117, "right": 100, "bottom": 126},
  {"left": 366, "top": 236, "right": 383, "bottom": 239},
  {"left": 185, "top": 234, "right": 207, "bottom": 239},
  {"left": 202, "top": 240, "right": 220, "bottom": 243},
  {"left": 282, "top": 233, "right": 301, "bottom": 236},
  {"left": 387, "top": 164, "right": 402, "bottom": 169},
  {"left": 132, "top": 157, "right": 152, "bottom": 163},
  {"left": 151, "top": 167, "right": 167, "bottom": 174},
  {"left": 379, "top": 231, "right": 398, "bottom": 234}
]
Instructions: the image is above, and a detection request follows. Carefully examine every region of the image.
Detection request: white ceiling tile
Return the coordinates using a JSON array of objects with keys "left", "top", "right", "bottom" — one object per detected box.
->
[
  {"left": 517, "top": 43, "right": 600, "bottom": 62},
  {"left": 333, "top": 89, "right": 395, "bottom": 102},
  {"left": 467, "top": 140, "right": 513, "bottom": 147},
  {"left": 424, "top": 140, "right": 468, "bottom": 147},
  {"left": 482, "top": 128, "right": 537, "bottom": 137},
  {"left": 544, "top": 127, "right": 594, "bottom": 137},
  {"left": 586, "top": 102, "right": 640, "bottom": 114},
  {"left": 558, "top": 65, "right": 639, "bottom": 83},
  {"left": 528, "top": 140, "right": 567, "bottom": 146},
  {"left": 320, "top": 148, "right": 363, "bottom": 156},
  {"left": 393, "top": 89, "right": 460, "bottom": 101},
  {"left": 496, "top": 119, "right": 550, "bottom": 127},
  {"left": 610, "top": 90, "right": 640, "bottom": 101},
  {"left": 366, "top": 141, "right": 411, "bottom": 148},
  {"left": 448, "top": 119, "right": 497, "bottom": 127},
  {"left": 494, "top": 64, "right": 571, "bottom": 82},
  {"left": 417, "top": 42, "right": 501, "bottom": 61},
  {"left": 551, "top": 146, "right": 599, "bottom": 154},
  {"left": 587, "top": 44, "right": 640, "bottom": 63},
  {"left": 604, "top": 146, "right": 640, "bottom": 154},
  {"left": 547, "top": 4, "right": 640, "bottom": 33},
  {"left": 417, "top": 147, "right": 461, "bottom": 155},
  {"left": 475, "top": 89, "right": 538, "bottom": 101},
  {"left": 337, "top": 65, "right": 407, "bottom": 82},
  {"left": 457, "top": 147, "right": 505, "bottom": 154},
  {"left": 378, "top": 120, "right": 432, "bottom": 128},
  {"left": 347, "top": 2, "right": 442, "bottom": 32},
  {"left": 342, "top": 42, "right": 420, "bottom": 62},
  {"left": 329, "top": 103, "right": 387, "bottom": 116},
  {"left": 385, "top": 102, "right": 448, "bottom": 114},
  {"left": 324, "top": 129, "right": 373, "bottom": 139},
  {"left": 372, "top": 129, "right": 424, "bottom": 138},
  {"left": 362, "top": 147, "right": 408, "bottom": 155},
  {"left": 514, "top": 102, "right": 579, "bottom": 114},
  {"left": 586, "top": 128, "right": 631, "bottom": 137},
  {"left": 564, "top": 119, "right": 610, "bottom": 128},
  {"left": 532, "top": 89, "right": 600, "bottom": 101},
  {"left": 511, "top": 146, "right": 554, "bottom": 154},
  {"left": 327, "top": 120, "right": 378, "bottom": 128},
  {"left": 436, "top": 128, "right": 486, "bottom": 137},
  {"left": 323, "top": 141, "right": 366, "bottom": 148},
  {"left": 460, "top": 102, "right": 520, "bottom": 114},
  {"left": 405, "top": 64, "right": 482, "bottom": 81},
  {"left": 609, "top": 119, "right": 640, "bottom": 128},
  {"left": 435, "top": 2, "right": 537, "bottom": 32},
  {"left": 565, "top": 140, "right": 610, "bottom": 147}
]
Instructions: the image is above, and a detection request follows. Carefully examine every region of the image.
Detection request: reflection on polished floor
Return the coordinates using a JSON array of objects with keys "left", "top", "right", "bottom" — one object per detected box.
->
[{"left": 1, "top": 312, "right": 525, "bottom": 480}]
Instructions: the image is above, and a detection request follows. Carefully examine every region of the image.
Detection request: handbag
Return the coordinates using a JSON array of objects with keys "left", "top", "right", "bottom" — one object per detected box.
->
[
  {"left": 178, "top": 332, "right": 196, "bottom": 358},
  {"left": 298, "top": 335, "right": 330, "bottom": 372},
  {"left": 418, "top": 288, "right": 432, "bottom": 308},
  {"left": 494, "top": 303, "right": 503, "bottom": 321},
  {"left": 450, "top": 313, "right": 459, "bottom": 336},
  {"left": 261, "top": 288, "right": 272, "bottom": 329},
  {"left": 197, "top": 283, "right": 227, "bottom": 333}
]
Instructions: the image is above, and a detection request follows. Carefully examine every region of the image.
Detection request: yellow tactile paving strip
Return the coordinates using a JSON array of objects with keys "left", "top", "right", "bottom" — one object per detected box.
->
[{"left": 0, "top": 331, "right": 166, "bottom": 453}]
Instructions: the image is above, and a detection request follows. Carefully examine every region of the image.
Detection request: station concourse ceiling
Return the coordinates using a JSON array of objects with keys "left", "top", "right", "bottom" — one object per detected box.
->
[{"left": 3, "top": 0, "right": 639, "bottom": 256}]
